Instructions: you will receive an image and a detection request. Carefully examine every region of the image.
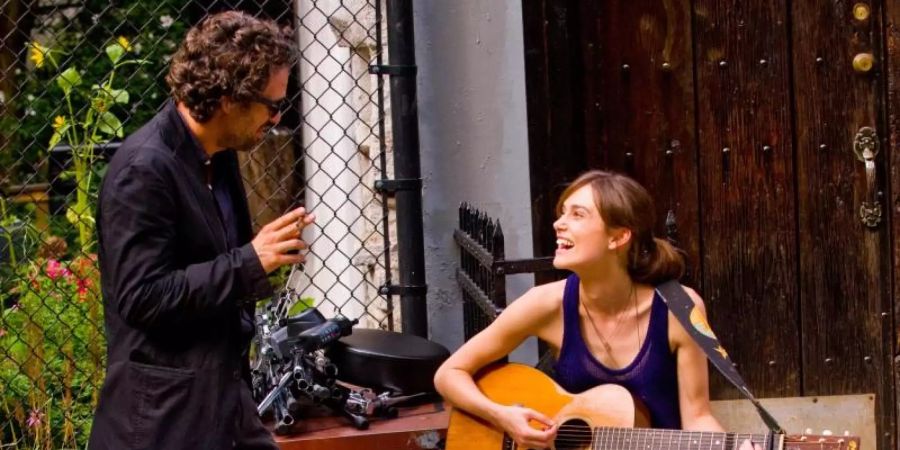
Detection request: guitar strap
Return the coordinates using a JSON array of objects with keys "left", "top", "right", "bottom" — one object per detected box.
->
[{"left": 656, "top": 280, "right": 784, "bottom": 434}]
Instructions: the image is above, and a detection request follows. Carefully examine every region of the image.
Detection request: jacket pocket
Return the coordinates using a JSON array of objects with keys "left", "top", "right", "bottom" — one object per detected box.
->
[{"left": 128, "top": 361, "right": 196, "bottom": 449}]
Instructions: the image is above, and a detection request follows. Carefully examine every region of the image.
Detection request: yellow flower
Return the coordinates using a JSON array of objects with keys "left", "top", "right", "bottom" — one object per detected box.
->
[
  {"left": 117, "top": 36, "right": 132, "bottom": 52},
  {"left": 92, "top": 97, "right": 108, "bottom": 113},
  {"left": 52, "top": 115, "right": 66, "bottom": 130},
  {"left": 29, "top": 42, "right": 49, "bottom": 68}
]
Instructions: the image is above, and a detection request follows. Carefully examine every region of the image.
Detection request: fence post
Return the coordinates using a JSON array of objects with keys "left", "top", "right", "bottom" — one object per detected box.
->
[
  {"left": 386, "top": 0, "right": 427, "bottom": 337},
  {"left": 491, "top": 221, "right": 506, "bottom": 309}
]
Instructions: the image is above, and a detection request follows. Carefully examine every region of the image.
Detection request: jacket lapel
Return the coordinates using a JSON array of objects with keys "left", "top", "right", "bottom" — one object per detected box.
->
[{"left": 160, "top": 102, "right": 229, "bottom": 254}]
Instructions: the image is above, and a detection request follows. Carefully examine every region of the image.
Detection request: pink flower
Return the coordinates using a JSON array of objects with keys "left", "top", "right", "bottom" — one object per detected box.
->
[
  {"left": 45, "top": 259, "right": 67, "bottom": 280},
  {"left": 26, "top": 408, "right": 43, "bottom": 428},
  {"left": 76, "top": 277, "right": 92, "bottom": 300},
  {"left": 0, "top": 328, "right": 5, "bottom": 337}
]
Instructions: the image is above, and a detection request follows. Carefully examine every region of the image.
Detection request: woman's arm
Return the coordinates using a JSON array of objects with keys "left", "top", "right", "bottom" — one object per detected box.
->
[
  {"left": 672, "top": 286, "right": 763, "bottom": 450},
  {"left": 434, "top": 281, "right": 564, "bottom": 448},
  {"left": 672, "top": 286, "right": 725, "bottom": 432}
]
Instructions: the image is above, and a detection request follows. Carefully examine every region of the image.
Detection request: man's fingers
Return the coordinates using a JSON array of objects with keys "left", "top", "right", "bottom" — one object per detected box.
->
[
  {"left": 274, "top": 250, "right": 305, "bottom": 264},
  {"left": 272, "top": 239, "right": 308, "bottom": 254},
  {"left": 268, "top": 207, "right": 308, "bottom": 231},
  {"left": 274, "top": 253, "right": 305, "bottom": 267},
  {"left": 271, "top": 223, "right": 301, "bottom": 241},
  {"left": 293, "top": 212, "right": 316, "bottom": 232},
  {"left": 272, "top": 210, "right": 316, "bottom": 236}
]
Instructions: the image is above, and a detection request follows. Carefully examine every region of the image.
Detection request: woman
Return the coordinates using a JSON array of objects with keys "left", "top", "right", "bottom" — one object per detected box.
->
[{"left": 434, "top": 170, "right": 760, "bottom": 450}]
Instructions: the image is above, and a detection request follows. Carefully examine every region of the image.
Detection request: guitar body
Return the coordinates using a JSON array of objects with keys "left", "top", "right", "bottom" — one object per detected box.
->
[
  {"left": 446, "top": 363, "right": 650, "bottom": 450},
  {"left": 446, "top": 364, "right": 860, "bottom": 450}
]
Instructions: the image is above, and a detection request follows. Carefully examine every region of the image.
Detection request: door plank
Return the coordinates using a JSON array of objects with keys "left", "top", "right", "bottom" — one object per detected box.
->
[
  {"left": 794, "top": 1, "right": 893, "bottom": 449},
  {"left": 585, "top": 0, "right": 702, "bottom": 287},
  {"left": 693, "top": 0, "right": 801, "bottom": 399},
  {"left": 885, "top": 0, "right": 900, "bottom": 447},
  {"left": 523, "top": 0, "right": 589, "bottom": 274}
]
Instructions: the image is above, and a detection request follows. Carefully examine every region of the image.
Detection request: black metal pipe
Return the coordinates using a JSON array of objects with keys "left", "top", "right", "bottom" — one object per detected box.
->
[{"left": 386, "top": 0, "right": 427, "bottom": 337}]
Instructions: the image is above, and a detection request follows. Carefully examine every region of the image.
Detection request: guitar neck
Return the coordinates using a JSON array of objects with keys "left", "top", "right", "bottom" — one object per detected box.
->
[{"left": 585, "top": 427, "right": 777, "bottom": 450}]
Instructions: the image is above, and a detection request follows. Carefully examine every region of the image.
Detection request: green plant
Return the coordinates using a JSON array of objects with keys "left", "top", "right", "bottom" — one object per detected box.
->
[
  {"left": 1, "top": 1, "right": 190, "bottom": 188},
  {"left": 33, "top": 37, "right": 147, "bottom": 254},
  {"left": 0, "top": 255, "right": 102, "bottom": 450},
  {"left": 0, "top": 5, "right": 191, "bottom": 448}
]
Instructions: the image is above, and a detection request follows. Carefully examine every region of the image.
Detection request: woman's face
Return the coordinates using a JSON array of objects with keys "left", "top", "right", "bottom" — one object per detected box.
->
[{"left": 552, "top": 184, "right": 620, "bottom": 271}]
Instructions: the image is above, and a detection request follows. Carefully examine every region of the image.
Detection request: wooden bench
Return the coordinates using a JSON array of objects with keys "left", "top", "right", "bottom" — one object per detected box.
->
[{"left": 274, "top": 402, "right": 449, "bottom": 450}]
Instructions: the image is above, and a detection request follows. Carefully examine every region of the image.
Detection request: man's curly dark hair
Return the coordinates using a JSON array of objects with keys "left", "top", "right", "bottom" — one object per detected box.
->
[{"left": 166, "top": 11, "right": 295, "bottom": 122}]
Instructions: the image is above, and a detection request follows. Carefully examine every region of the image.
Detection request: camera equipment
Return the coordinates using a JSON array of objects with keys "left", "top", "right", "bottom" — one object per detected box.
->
[
  {"left": 253, "top": 293, "right": 365, "bottom": 433},
  {"left": 253, "top": 280, "right": 450, "bottom": 435}
]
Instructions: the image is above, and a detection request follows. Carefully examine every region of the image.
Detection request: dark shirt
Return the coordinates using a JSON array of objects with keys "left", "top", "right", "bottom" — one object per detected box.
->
[
  {"left": 552, "top": 274, "right": 682, "bottom": 429},
  {"left": 180, "top": 112, "right": 253, "bottom": 341},
  {"left": 183, "top": 116, "right": 240, "bottom": 250}
]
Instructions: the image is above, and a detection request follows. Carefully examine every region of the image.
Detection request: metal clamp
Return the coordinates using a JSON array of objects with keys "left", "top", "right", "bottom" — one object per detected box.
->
[
  {"left": 378, "top": 284, "right": 428, "bottom": 296},
  {"left": 853, "top": 126, "right": 882, "bottom": 228},
  {"left": 374, "top": 178, "right": 422, "bottom": 195},
  {"left": 368, "top": 64, "right": 417, "bottom": 76}
]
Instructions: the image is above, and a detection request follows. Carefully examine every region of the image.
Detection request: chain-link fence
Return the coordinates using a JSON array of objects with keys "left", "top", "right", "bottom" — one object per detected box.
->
[{"left": 0, "top": 1, "right": 398, "bottom": 448}]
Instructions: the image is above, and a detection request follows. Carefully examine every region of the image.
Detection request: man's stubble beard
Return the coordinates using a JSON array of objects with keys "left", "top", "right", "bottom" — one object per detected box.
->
[{"left": 218, "top": 128, "right": 262, "bottom": 152}]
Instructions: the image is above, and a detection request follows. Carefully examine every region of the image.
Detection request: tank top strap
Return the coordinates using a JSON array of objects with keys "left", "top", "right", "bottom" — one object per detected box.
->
[
  {"left": 560, "top": 274, "right": 581, "bottom": 348},
  {"left": 647, "top": 289, "right": 669, "bottom": 344}
]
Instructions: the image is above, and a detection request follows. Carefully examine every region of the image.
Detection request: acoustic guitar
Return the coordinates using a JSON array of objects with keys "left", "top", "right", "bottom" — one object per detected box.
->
[{"left": 445, "top": 364, "right": 860, "bottom": 450}]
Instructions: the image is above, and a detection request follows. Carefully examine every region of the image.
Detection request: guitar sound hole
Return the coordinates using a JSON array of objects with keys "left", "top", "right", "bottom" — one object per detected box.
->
[{"left": 554, "top": 419, "right": 592, "bottom": 450}]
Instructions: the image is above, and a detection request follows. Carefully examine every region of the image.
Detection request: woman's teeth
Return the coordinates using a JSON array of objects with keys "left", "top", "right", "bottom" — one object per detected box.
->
[{"left": 556, "top": 238, "right": 574, "bottom": 249}]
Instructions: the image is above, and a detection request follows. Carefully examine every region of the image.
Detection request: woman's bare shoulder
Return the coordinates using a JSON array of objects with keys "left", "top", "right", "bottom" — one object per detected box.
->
[
  {"left": 666, "top": 283, "right": 709, "bottom": 347},
  {"left": 518, "top": 278, "right": 567, "bottom": 310},
  {"left": 499, "top": 278, "right": 567, "bottom": 325}
]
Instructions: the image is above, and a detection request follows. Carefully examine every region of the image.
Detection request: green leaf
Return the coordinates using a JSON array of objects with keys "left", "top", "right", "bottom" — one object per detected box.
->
[
  {"left": 91, "top": 135, "right": 110, "bottom": 145},
  {"left": 65, "top": 207, "right": 79, "bottom": 225},
  {"left": 66, "top": 205, "right": 95, "bottom": 226},
  {"left": 105, "top": 43, "right": 124, "bottom": 64},
  {"left": 109, "top": 88, "right": 129, "bottom": 104},
  {"left": 57, "top": 67, "right": 82, "bottom": 95},
  {"left": 97, "top": 111, "right": 123, "bottom": 138},
  {"left": 286, "top": 297, "right": 316, "bottom": 316},
  {"left": 116, "top": 59, "right": 152, "bottom": 67},
  {"left": 49, "top": 130, "right": 63, "bottom": 149},
  {"left": 95, "top": 163, "right": 109, "bottom": 178},
  {"left": 48, "top": 124, "right": 69, "bottom": 148}
]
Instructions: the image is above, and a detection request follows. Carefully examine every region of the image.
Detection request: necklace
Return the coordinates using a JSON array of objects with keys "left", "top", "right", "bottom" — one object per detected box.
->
[{"left": 582, "top": 283, "right": 642, "bottom": 368}]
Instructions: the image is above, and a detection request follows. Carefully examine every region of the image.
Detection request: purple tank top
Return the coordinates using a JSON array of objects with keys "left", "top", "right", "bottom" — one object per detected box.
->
[{"left": 551, "top": 274, "right": 682, "bottom": 429}]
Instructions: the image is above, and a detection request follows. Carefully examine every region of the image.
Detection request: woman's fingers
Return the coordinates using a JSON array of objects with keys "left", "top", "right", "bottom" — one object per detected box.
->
[{"left": 523, "top": 409, "right": 555, "bottom": 428}]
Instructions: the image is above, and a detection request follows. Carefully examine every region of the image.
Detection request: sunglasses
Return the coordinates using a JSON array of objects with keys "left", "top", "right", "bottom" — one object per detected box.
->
[{"left": 252, "top": 95, "right": 290, "bottom": 117}]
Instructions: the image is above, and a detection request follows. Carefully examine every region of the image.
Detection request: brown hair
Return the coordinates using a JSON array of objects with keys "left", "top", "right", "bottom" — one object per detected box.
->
[
  {"left": 166, "top": 11, "right": 294, "bottom": 122},
  {"left": 556, "top": 170, "right": 684, "bottom": 285}
]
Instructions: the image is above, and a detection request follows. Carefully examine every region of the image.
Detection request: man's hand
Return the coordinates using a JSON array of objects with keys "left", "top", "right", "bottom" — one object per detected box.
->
[{"left": 251, "top": 207, "right": 316, "bottom": 273}]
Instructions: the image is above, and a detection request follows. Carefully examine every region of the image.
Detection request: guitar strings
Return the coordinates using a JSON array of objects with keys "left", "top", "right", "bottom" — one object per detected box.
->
[{"left": 548, "top": 425, "right": 770, "bottom": 445}]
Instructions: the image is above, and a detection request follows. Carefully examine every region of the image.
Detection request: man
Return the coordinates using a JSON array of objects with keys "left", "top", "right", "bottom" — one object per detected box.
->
[{"left": 88, "top": 11, "right": 308, "bottom": 450}]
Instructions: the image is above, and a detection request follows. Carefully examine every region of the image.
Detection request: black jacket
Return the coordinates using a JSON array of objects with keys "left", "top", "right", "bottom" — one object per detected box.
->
[{"left": 88, "top": 102, "right": 275, "bottom": 449}]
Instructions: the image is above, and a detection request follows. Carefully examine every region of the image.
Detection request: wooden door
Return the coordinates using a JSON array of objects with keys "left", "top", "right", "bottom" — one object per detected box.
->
[{"left": 523, "top": 1, "right": 895, "bottom": 448}]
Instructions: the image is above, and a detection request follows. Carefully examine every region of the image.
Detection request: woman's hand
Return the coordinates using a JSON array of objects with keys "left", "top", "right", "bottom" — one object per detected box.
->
[{"left": 490, "top": 404, "right": 557, "bottom": 449}]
